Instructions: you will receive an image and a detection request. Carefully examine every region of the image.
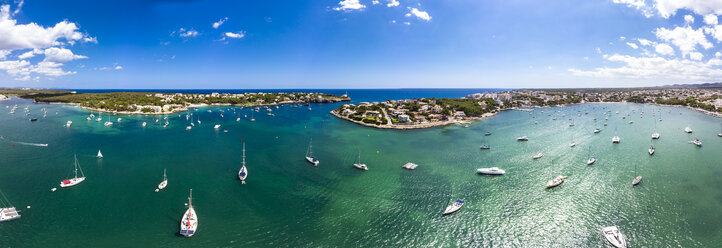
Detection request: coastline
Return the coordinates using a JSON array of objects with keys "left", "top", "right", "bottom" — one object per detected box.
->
[{"left": 330, "top": 109, "right": 497, "bottom": 129}]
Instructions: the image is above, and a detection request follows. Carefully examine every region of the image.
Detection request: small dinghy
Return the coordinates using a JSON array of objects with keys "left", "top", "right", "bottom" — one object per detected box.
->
[
  {"left": 587, "top": 157, "right": 596, "bottom": 165},
  {"left": 442, "top": 200, "right": 464, "bottom": 215},
  {"left": 602, "top": 226, "right": 627, "bottom": 248},
  {"left": 546, "top": 175, "right": 567, "bottom": 188}
]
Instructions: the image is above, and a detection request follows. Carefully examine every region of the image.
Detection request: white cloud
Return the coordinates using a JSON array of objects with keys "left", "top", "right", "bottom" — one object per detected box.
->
[
  {"left": 613, "top": 0, "right": 654, "bottom": 18},
  {"left": 655, "top": 26, "right": 712, "bottom": 57},
  {"left": 0, "top": 49, "right": 9, "bottom": 59},
  {"left": 684, "top": 14, "right": 695, "bottom": 24},
  {"left": 704, "top": 14, "right": 719, "bottom": 25},
  {"left": 569, "top": 54, "right": 722, "bottom": 81},
  {"left": 637, "top": 38, "right": 654, "bottom": 46},
  {"left": 224, "top": 31, "right": 245, "bottom": 39},
  {"left": 626, "top": 42, "right": 639, "bottom": 49},
  {"left": 212, "top": 17, "right": 228, "bottom": 29},
  {"left": 333, "top": 0, "right": 365, "bottom": 11},
  {"left": 403, "top": 21, "right": 411, "bottom": 25},
  {"left": 174, "top": 28, "right": 199, "bottom": 38},
  {"left": 407, "top": 8, "right": 431, "bottom": 21},
  {"left": 387, "top": 0, "right": 400, "bottom": 7},
  {"left": 689, "top": 51, "right": 704, "bottom": 60},
  {"left": 371, "top": 0, "right": 379, "bottom": 5},
  {"left": 43, "top": 47, "right": 86, "bottom": 62},
  {"left": 114, "top": 65, "right": 122, "bottom": 70},
  {"left": 716, "top": 51, "right": 722, "bottom": 57},
  {"left": 655, "top": 43, "right": 675, "bottom": 55},
  {"left": 17, "top": 48, "right": 40, "bottom": 59},
  {"left": 619, "top": 36, "right": 626, "bottom": 40},
  {"left": 13, "top": 0, "right": 23, "bottom": 15},
  {"left": 614, "top": 0, "right": 722, "bottom": 19},
  {"left": 33, "top": 61, "right": 74, "bottom": 76}
]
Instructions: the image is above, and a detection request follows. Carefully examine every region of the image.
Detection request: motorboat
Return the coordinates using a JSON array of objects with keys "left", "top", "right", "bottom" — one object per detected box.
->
[
  {"left": 516, "top": 136, "right": 528, "bottom": 141},
  {"left": 186, "top": 126, "right": 192, "bottom": 130},
  {"left": 142, "top": 122, "right": 147, "bottom": 127},
  {"left": 179, "top": 189, "right": 198, "bottom": 237},
  {"left": 594, "top": 128, "right": 601, "bottom": 133},
  {"left": 692, "top": 138, "right": 702, "bottom": 147},
  {"left": 442, "top": 200, "right": 464, "bottom": 215},
  {"left": 213, "top": 124, "right": 221, "bottom": 129},
  {"left": 104, "top": 121, "right": 113, "bottom": 126},
  {"left": 684, "top": 126, "right": 693, "bottom": 133},
  {"left": 602, "top": 226, "right": 627, "bottom": 248},
  {"left": 402, "top": 163, "right": 419, "bottom": 170},
  {"left": 66, "top": 121, "right": 72, "bottom": 127},
  {"left": 546, "top": 175, "right": 566, "bottom": 188},
  {"left": 612, "top": 136, "right": 620, "bottom": 143},
  {"left": 651, "top": 132, "right": 660, "bottom": 139},
  {"left": 648, "top": 145, "right": 654, "bottom": 155},
  {"left": 533, "top": 153, "right": 543, "bottom": 159},
  {"left": 477, "top": 167, "right": 505, "bottom": 175},
  {"left": 479, "top": 145, "right": 490, "bottom": 149},
  {"left": 587, "top": 157, "right": 596, "bottom": 165},
  {"left": 484, "top": 131, "right": 492, "bottom": 136}
]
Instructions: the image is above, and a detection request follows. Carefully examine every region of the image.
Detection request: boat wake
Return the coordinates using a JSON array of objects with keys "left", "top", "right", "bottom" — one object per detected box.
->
[{"left": 0, "top": 136, "right": 48, "bottom": 146}]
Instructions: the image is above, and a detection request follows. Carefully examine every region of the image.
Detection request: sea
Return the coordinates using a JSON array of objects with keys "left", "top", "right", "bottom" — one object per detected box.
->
[{"left": 0, "top": 89, "right": 721, "bottom": 247}]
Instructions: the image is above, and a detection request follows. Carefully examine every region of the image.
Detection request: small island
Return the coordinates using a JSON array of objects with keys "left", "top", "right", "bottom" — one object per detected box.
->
[{"left": 0, "top": 89, "right": 350, "bottom": 115}]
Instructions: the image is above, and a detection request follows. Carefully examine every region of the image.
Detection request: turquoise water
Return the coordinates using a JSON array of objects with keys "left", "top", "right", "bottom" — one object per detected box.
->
[{"left": 0, "top": 97, "right": 721, "bottom": 247}]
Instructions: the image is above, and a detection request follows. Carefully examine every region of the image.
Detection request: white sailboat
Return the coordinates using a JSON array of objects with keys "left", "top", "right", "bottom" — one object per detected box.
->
[
  {"left": 213, "top": 124, "right": 221, "bottom": 129},
  {"left": 533, "top": 153, "right": 543, "bottom": 159},
  {"left": 305, "top": 139, "right": 319, "bottom": 166},
  {"left": 477, "top": 167, "right": 505, "bottom": 175},
  {"left": 612, "top": 136, "right": 620, "bottom": 143},
  {"left": 442, "top": 200, "right": 464, "bottom": 215},
  {"left": 353, "top": 150, "right": 368, "bottom": 170},
  {"left": 142, "top": 122, "right": 147, "bottom": 127},
  {"left": 602, "top": 226, "right": 627, "bottom": 248},
  {"left": 651, "top": 119, "right": 660, "bottom": 139},
  {"left": 156, "top": 169, "right": 167, "bottom": 192},
  {"left": 546, "top": 175, "right": 566, "bottom": 188},
  {"left": 0, "top": 188, "right": 21, "bottom": 222},
  {"left": 60, "top": 154, "right": 86, "bottom": 188},
  {"left": 587, "top": 146, "right": 596, "bottom": 165},
  {"left": 179, "top": 189, "right": 198, "bottom": 237},
  {"left": 238, "top": 143, "right": 248, "bottom": 184},
  {"left": 632, "top": 162, "right": 642, "bottom": 186},
  {"left": 648, "top": 145, "right": 655, "bottom": 155},
  {"left": 692, "top": 138, "right": 702, "bottom": 147},
  {"left": 97, "top": 149, "right": 103, "bottom": 158}
]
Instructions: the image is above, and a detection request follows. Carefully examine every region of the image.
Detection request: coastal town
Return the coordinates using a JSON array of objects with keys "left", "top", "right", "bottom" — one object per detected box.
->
[
  {"left": 332, "top": 86, "right": 722, "bottom": 129},
  {"left": 0, "top": 89, "right": 350, "bottom": 115}
]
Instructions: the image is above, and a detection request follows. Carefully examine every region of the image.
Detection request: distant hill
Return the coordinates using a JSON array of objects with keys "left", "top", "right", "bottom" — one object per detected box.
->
[{"left": 657, "top": 82, "right": 722, "bottom": 88}]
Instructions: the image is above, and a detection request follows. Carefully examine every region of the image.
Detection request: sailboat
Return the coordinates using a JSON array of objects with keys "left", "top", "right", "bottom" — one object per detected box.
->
[
  {"left": 569, "top": 118, "right": 575, "bottom": 127},
  {"left": 156, "top": 169, "right": 168, "bottom": 192},
  {"left": 179, "top": 189, "right": 198, "bottom": 237},
  {"left": 718, "top": 123, "right": 722, "bottom": 137},
  {"left": 305, "top": 139, "right": 319, "bottom": 166},
  {"left": 0, "top": 188, "right": 21, "bottom": 222},
  {"left": 651, "top": 119, "right": 660, "bottom": 139},
  {"left": 60, "top": 154, "right": 86, "bottom": 188},
  {"left": 684, "top": 126, "right": 693, "bottom": 133},
  {"left": 546, "top": 175, "right": 567, "bottom": 188},
  {"left": 570, "top": 133, "right": 576, "bottom": 147},
  {"left": 353, "top": 150, "right": 368, "bottom": 170},
  {"left": 442, "top": 200, "right": 464, "bottom": 215},
  {"left": 632, "top": 162, "right": 642, "bottom": 186},
  {"left": 648, "top": 145, "right": 655, "bottom": 155},
  {"left": 602, "top": 226, "right": 627, "bottom": 248},
  {"left": 587, "top": 146, "right": 596, "bottom": 165},
  {"left": 250, "top": 113, "right": 255, "bottom": 122},
  {"left": 97, "top": 149, "right": 103, "bottom": 158},
  {"left": 238, "top": 143, "right": 248, "bottom": 184}
]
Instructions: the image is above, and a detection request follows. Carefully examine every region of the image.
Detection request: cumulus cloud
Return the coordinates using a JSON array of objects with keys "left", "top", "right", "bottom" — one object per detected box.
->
[
  {"left": 655, "top": 43, "right": 675, "bottom": 55},
  {"left": 0, "top": 4, "right": 93, "bottom": 80},
  {"left": 212, "top": 17, "right": 228, "bottom": 29},
  {"left": 626, "top": 42, "right": 639, "bottom": 49},
  {"left": 224, "top": 31, "right": 245, "bottom": 39},
  {"left": 614, "top": 0, "right": 722, "bottom": 19},
  {"left": 387, "top": 0, "right": 400, "bottom": 7},
  {"left": 333, "top": 0, "right": 365, "bottom": 11},
  {"left": 704, "top": 14, "right": 719, "bottom": 25},
  {"left": 173, "top": 28, "right": 199, "bottom": 38},
  {"left": 655, "top": 26, "right": 712, "bottom": 57},
  {"left": 569, "top": 54, "right": 722, "bottom": 81},
  {"left": 684, "top": 14, "right": 695, "bottom": 24},
  {"left": 114, "top": 65, "right": 122, "bottom": 70},
  {"left": 407, "top": 7, "right": 431, "bottom": 21},
  {"left": 371, "top": 0, "right": 379, "bottom": 5}
]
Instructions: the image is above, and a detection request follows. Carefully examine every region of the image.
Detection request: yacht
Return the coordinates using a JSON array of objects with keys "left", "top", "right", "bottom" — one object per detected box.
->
[
  {"left": 65, "top": 121, "right": 72, "bottom": 127},
  {"left": 142, "top": 122, "right": 147, "bottom": 127},
  {"left": 516, "top": 136, "right": 528, "bottom": 141},
  {"left": 60, "top": 155, "right": 86, "bottom": 188},
  {"left": 692, "top": 138, "right": 702, "bottom": 147},
  {"left": 213, "top": 124, "right": 221, "bottom": 129},
  {"left": 179, "top": 189, "right": 198, "bottom": 237},
  {"left": 612, "top": 136, "right": 620, "bottom": 143},
  {"left": 117, "top": 118, "right": 122, "bottom": 122},
  {"left": 104, "top": 121, "right": 113, "bottom": 126},
  {"left": 602, "top": 226, "right": 627, "bottom": 248},
  {"left": 186, "top": 126, "right": 192, "bottom": 130},
  {"left": 684, "top": 126, "right": 693, "bottom": 133},
  {"left": 628, "top": 120, "right": 633, "bottom": 124},
  {"left": 86, "top": 116, "right": 91, "bottom": 121},
  {"left": 479, "top": 145, "right": 490, "bottom": 149},
  {"left": 0, "top": 189, "right": 21, "bottom": 222},
  {"left": 594, "top": 128, "right": 601, "bottom": 133},
  {"left": 587, "top": 157, "right": 596, "bottom": 165},
  {"left": 97, "top": 150, "right": 103, "bottom": 158},
  {"left": 402, "top": 163, "right": 419, "bottom": 170},
  {"left": 533, "top": 153, "right": 543, "bottom": 159},
  {"left": 648, "top": 145, "right": 655, "bottom": 155},
  {"left": 632, "top": 175, "right": 642, "bottom": 185},
  {"left": 442, "top": 200, "right": 464, "bottom": 215},
  {"left": 484, "top": 131, "right": 492, "bottom": 136},
  {"left": 570, "top": 142, "right": 576, "bottom": 147},
  {"left": 604, "top": 122, "right": 608, "bottom": 126},
  {"left": 546, "top": 175, "right": 566, "bottom": 188},
  {"left": 239, "top": 143, "right": 248, "bottom": 184},
  {"left": 156, "top": 169, "right": 168, "bottom": 192},
  {"left": 477, "top": 167, "right": 505, "bottom": 175},
  {"left": 353, "top": 150, "right": 368, "bottom": 171},
  {"left": 651, "top": 132, "right": 660, "bottom": 139},
  {"left": 305, "top": 139, "right": 319, "bottom": 166}
]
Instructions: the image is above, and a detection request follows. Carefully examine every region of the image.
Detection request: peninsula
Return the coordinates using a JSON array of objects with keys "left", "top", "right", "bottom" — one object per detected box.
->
[{"left": 0, "top": 89, "right": 350, "bottom": 115}]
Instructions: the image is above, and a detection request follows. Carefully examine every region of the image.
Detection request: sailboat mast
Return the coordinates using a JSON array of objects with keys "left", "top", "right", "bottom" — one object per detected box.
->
[
  {"left": 188, "top": 189, "right": 193, "bottom": 208},
  {"left": 242, "top": 143, "right": 246, "bottom": 167},
  {"left": 74, "top": 154, "right": 78, "bottom": 178},
  {"left": 163, "top": 169, "right": 167, "bottom": 180}
]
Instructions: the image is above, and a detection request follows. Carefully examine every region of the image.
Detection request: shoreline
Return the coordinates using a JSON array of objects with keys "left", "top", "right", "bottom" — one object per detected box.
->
[{"left": 330, "top": 110, "right": 498, "bottom": 130}]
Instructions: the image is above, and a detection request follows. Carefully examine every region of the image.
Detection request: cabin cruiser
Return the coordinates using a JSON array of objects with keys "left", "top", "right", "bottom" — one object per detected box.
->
[
  {"left": 477, "top": 167, "right": 505, "bottom": 175},
  {"left": 602, "top": 226, "right": 627, "bottom": 248},
  {"left": 546, "top": 175, "right": 566, "bottom": 188},
  {"left": 65, "top": 121, "right": 72, "bottom": 127},
  {"left": 692, "top": 138, "right": 702, "bottom": 147},
  {"left": 484, "top": 131, "right": 492, "bottom": 136},
  {"left": 213, "top": 124, "right": 221, "bottom": 129},
  {"left": 516, "top": 136, "right": 528, "bottom": 141},
  {"left": 442, "top": 200, "right": 464, "bottom": 215},
  {"left": 612, "top": 136, "right": 620, "bottom": 143}
]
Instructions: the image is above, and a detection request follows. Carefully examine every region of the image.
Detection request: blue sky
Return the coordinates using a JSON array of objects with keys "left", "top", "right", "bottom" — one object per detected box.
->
[{"left": 1, "top": 0, "right": 722, "bottom": 89}]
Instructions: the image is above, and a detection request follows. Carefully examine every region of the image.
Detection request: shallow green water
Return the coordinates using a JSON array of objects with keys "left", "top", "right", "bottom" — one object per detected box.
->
[{"left": 0, "top": 98, "right": 721, "bottom": 247}]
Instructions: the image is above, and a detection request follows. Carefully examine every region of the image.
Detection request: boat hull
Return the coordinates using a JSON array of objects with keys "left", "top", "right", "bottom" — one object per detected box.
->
[
  {"left": 60, "top": 177, "right": 85, "bottom": 188},
  {"left": 180, "top": 207, "right": 198, "bottom": 237},
  {"left": 353, "top": 164, "right": 368, "bottom": 171},
  {"left": 305, "top": 157, "right": 319, "bottom": 166}
]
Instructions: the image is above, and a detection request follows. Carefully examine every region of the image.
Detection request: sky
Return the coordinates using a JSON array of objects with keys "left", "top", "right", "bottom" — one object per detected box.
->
[{"left": 2, "top": 0, "right": 722, "bottom": 89}]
